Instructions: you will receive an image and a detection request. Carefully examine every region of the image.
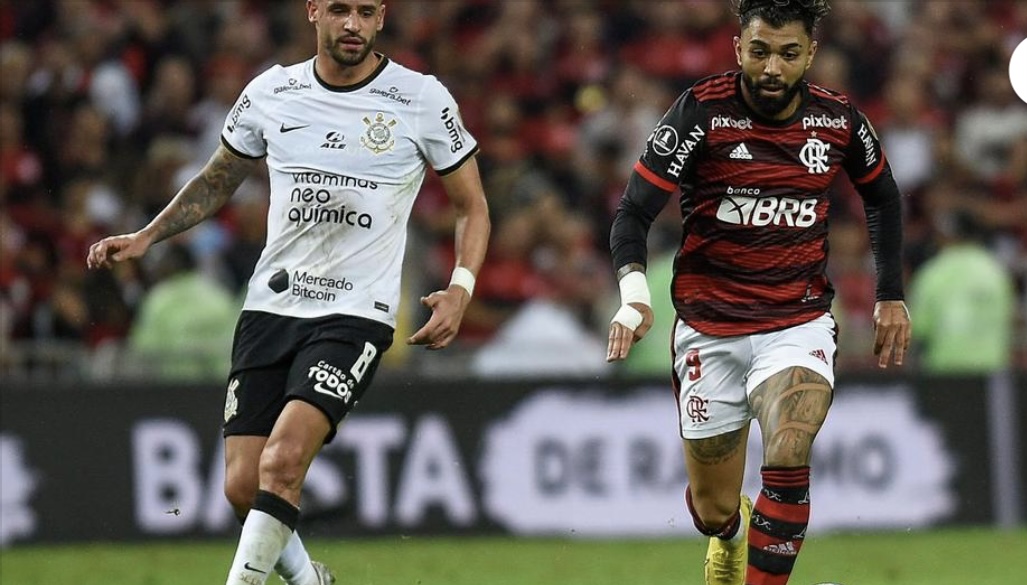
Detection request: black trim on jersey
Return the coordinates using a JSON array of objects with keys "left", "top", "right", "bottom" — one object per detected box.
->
[
  {"left": 436, "top": 145, "right": 480, "bottom": 176},
  {"left": 856, "top": 163, "right": 905, "bottom": 301},
  {"left": 220, "top": 135, "right": 265, "bottom": 160},
  {"left": 610, "top": 172, "right": 672, "bottom": 271},
  {"left": 313, "top": 53, "right": 390, "bottom": 93}
]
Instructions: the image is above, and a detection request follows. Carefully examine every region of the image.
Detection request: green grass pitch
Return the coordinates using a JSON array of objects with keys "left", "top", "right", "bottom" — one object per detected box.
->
[{"left": 1, "top": 528, "right": 1024, "bottom": 584}]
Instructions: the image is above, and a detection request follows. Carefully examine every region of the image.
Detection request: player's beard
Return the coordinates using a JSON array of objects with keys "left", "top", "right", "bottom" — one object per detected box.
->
[
  {"left": 327, "top": 34, "right": 375, "bottom": 67},
  {"left": 743, "top": 74, "right": 803, "bottom": 117}
]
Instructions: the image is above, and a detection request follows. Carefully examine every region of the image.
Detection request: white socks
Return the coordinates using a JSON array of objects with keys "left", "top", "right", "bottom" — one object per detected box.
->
[
  {"left": 225, "top": 509, "right": 293, "bottom": 585},
  {"left": 276, "top": 532, "right": 319, "bottom": 585}
]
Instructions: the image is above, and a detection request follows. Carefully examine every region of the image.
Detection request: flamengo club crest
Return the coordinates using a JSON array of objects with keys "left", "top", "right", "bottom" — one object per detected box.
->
[
  {"left": 360, "top": 112, "right": 397, "bottom": 154},
  {"left": 686, "top": 394, "right": 710, "bottom": 423},
  {"left": 800, "top": 137, "right": 831, "bottom": 174}
]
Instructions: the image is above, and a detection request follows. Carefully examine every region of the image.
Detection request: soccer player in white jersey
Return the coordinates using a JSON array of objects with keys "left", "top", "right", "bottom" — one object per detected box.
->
[{"left": 87, "top": 2, "right": 490, "bottom": 584}]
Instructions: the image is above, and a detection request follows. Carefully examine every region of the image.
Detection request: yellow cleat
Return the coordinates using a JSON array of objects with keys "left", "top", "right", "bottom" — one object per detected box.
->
[{"left": 704, "top": 494, "right": 753, "bottom": 585}]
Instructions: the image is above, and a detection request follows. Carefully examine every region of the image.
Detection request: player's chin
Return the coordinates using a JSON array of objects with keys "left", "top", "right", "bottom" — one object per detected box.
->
[{"left": 330, "top": 46, "right": 366, "bottom": 64}]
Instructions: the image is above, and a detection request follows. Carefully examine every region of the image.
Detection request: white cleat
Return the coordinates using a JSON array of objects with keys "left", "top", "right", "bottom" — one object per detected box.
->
[{"left": 311, "top": 561, "right": 336, "bottom": 585}]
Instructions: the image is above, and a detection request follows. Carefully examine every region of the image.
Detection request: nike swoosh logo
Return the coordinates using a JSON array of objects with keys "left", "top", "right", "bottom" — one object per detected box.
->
[
  {"left": 243, "top": 562, "right": 267, "bottom": 574},
  {"left": 280, "top": 123, "right": 310, "bottom": 133}
]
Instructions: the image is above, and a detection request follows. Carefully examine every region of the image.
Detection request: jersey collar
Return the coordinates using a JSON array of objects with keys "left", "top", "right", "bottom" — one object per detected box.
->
[{"left": 313, "top": 52, "right": 390, "bottom": 93}]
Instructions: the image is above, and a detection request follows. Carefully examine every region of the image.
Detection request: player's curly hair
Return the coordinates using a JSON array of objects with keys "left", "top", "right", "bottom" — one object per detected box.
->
[{"left": 734, "top": 0, "right": 831, "bottom": 36}]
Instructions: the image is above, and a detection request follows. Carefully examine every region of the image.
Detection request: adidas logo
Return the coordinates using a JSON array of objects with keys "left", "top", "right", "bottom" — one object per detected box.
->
[
  {"left": 809, "top": 348, "right": 828, "bottom": 364},
  {"left": 729, "top": 143, "right": 753, "bottom": 160},
  {"left": 764, "top": 541, "right": 798, "bottom": 555}
]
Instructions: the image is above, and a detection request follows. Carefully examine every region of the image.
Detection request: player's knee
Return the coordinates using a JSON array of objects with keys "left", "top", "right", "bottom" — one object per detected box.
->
[
  {"left": 763, "top": 429, "right": 817, "bottom": 467},
  {"left": 223, "top": 476, "right": 257, "bottom": 516},
  {"left": 258, "top": 441, "right": 307, "bottom": 491}
]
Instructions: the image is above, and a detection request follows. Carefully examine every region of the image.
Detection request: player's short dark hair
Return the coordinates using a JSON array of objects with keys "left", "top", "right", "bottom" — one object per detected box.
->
[{"left": 734, "top": 0, "right": 831, "bottom": 36}]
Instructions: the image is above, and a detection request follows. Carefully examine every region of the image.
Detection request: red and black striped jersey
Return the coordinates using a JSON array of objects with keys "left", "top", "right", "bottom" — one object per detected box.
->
[{"left": 633, "top": 72, "right": 888, "bottom": 336}]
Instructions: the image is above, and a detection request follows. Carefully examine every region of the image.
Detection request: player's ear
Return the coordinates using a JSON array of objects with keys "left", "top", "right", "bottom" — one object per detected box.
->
[
  {"left": 734, "top": 36, "right": 743, "bottom": 66},
  {"left": 377, "top": 2, "right": 386, "bottom": 31},
  {"left": 806, "top": 40, "right": 818, "bottom": 71},
  {"left": 307, "top": 0, "right": 317, "bottom": 23}
]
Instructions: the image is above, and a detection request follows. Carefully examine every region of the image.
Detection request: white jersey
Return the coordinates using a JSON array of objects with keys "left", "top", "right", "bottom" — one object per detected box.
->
[{"left": 221, "top": 55, "right": 478, "bottom": 327}]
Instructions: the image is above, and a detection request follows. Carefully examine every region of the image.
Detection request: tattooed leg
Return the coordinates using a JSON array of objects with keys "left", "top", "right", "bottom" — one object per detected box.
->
[
  {"left": 750, "top": 366, "right": 832, "bottom": 466},
  {"left": 745, "top": 366, "right": 831, "bottom": 584},
  {"left": 683, "top": 425, "right": 750, "bottom": 529}
]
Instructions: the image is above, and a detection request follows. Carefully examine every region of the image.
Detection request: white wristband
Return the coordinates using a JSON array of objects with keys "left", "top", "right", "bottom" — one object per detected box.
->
[
  {"left": 611, "top": 304, "right": 644, "bottom": 330},
  {"left": 449, "top": 266, "right": 476, "bottom": 297},
  {"left": 618, "top": 271, "right": 651, "bottom": 307}
]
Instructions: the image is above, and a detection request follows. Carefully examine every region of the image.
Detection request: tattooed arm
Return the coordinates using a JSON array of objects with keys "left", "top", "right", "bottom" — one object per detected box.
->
[{"left": 87, "top": 145, "right": 258, "bottom": 269}]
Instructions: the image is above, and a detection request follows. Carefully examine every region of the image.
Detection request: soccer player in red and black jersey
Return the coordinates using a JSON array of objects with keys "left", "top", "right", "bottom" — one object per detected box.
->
[{"left": 606, "top": 1, "right": 910, "bottom": 584}]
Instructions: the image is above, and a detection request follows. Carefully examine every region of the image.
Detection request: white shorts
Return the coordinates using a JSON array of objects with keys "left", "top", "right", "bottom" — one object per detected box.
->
[{"left": 672, "top": 312, "right": 837, "bottom": 439}]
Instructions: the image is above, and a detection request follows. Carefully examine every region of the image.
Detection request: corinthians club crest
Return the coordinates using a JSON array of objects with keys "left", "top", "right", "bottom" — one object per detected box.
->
[
  {"left": 224, "top": 378, "right": 239, "bottom": 422},
  {"left": 360, "top": 112, "right": 397, "bottom": 154}
]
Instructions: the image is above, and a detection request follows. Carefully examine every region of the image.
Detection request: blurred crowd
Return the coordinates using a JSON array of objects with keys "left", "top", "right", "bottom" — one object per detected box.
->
[{"left": 1, "top": 0, "right": 1025, "bottom": 380}]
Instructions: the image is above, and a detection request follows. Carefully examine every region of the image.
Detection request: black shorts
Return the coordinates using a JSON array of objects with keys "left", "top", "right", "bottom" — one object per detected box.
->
[{"left": 223, "top": 310, "right": 394, "bottom": 443}]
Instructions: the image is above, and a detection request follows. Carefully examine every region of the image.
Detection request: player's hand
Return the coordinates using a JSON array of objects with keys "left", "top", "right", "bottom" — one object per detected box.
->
[
  {"left": 606, "top": 302, "right": 654, "bottom": 362},
  {"left": 87, "top": 232, "right": 153, "bottom": 270},
  {"left": 406, "top": 286, "right": 470, "bottom": 350},
  {"left": 872, "top": 300, "right": 911, "bottom": 368}
]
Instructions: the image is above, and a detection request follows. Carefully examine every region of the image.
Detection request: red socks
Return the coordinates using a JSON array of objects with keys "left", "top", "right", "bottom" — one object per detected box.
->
[{"left": 746, "top": 466, "right": 810, "bottom": 585}]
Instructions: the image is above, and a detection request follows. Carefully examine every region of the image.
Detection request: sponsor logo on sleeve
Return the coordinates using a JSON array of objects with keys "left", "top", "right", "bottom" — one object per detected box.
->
[
  {"left": 650, "top": 125, "right": 679, "bottom": 156},
  {"left": 226, "top": 94, "right": 251, "bottom": 133},
  {"left": 440, "top": 107, "right": 467, "bottom": 153},
  {"left": 667, "top": 124, "right": 705, "bottom": 177},
  {"left": 857, "top": 120, "right": 879, "bottom": 168}
]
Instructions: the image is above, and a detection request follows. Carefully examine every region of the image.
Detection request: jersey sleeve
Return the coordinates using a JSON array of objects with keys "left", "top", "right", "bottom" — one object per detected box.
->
[
  {"left": 220, "top": 73, "right": 269, "bottom": 159},
  {"left": 417, "top": 78, "right": 479, "bottom": 175},
  {"left": 634, "top": 90, "right": 706, "bottom": 192},
  {"left": 842, "top": 105, "right": 887, "bottom": 185}
]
